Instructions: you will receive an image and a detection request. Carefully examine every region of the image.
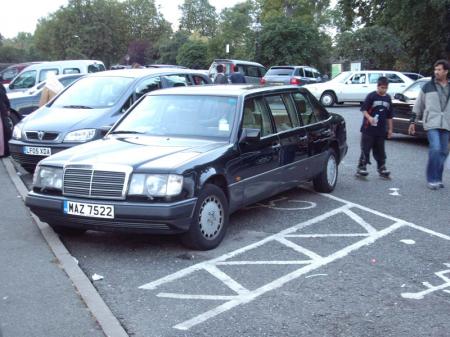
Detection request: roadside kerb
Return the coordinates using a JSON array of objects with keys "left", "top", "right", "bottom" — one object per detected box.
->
[{"left": 2, "top": 158, "right": 129, "bottom": 337}]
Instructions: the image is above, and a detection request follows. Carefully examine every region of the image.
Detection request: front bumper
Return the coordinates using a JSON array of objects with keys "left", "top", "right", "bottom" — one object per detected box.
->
[
  {"left": 9, "top": 140, "right": 71, "bottom": 168},
  {"left": 26, "top": 192, "right": 198, "bottom": 234}
]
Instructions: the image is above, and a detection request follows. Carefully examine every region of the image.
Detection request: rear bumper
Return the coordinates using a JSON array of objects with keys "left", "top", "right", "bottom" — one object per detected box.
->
[{"left": 26, "top": 192, "right": 197, "bottom": 234}]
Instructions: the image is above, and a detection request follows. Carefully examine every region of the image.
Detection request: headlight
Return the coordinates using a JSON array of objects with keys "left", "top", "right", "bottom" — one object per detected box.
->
[
  {"left": 12, "top": 125, "right": 22, "bottom": 140},
  {"left": 33, "top": 166, "right": 63, "bottom": 190},
  {"left": 128, "top": 174, "right": 183, "bottom": 197},
  {"left": 63, "top": 129, "right": 96, "bottom": 142}
]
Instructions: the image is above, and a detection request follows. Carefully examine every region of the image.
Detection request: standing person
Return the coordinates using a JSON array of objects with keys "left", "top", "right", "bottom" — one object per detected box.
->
[
  {"left": 229, "top": 65, "right": 246, "bottom": 84},
  {"left": 408, "top": 59, "right": 450, "bottom": 190},
  {"left": 213, "top": 64, "right": 228, "bottom": 84},
  {"left": 356, "top": 76, "right": 393, "bottom": 178},
  {"left": 38, "top": 73, "right": 64, "bottom": 107},
  {"left": 0, "top": 83, "right": 11, "bottom": 157}
]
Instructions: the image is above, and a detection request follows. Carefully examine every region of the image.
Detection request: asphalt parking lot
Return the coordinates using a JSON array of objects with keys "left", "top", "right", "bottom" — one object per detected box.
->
[{"left": 12, "top": 105, "right": 450, "bottom": 337}]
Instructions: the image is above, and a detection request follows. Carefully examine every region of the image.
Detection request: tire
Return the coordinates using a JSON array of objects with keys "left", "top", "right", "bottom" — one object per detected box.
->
[
  {"left": 313, "top": 149, "right": 338, "bottom": 193},
  {"left": 181, "top": 184, "right": 229, "bottom": 250},
  {"left": 49, "top": 223, "right": 87, "bottom": 236},
  {"left": 320, "top": 92, "right": 336, "bottom": 107}
]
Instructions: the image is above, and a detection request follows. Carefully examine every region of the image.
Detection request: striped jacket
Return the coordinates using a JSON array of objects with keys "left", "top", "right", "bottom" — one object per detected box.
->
[{"left": 412, "top": 79, "right": 450, "bottom": 131}]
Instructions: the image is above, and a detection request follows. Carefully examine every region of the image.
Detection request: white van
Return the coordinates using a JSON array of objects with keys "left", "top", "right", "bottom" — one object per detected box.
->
[{"left": 7, "top": 60, "right": 105, "bottom": 92}]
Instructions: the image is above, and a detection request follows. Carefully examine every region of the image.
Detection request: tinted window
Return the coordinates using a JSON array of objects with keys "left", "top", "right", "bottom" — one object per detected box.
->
[
  {"left": 10, "top": 70, "right": 37, "bottom": 89},
  {"left": 243, "top": 97, "right": 273, "bottom": 137},
  {"left": 293, "top": 92, "right": 315, "bottom": 125},
  {"left": 162, "top": 74, "right": 188, "bottom": 88},
  {"left": 135, "top": 77, "right": 161, "bottom": 99},
  {"left": 385, "top": 73, "right": 404, "bottom": 83},
  {"left": 266, "top": 68, "right": 295, "bottom": 76},
  {"left": 258, "top": 67, "right": 267, "bottom": 77},
  {"left": 63, "top": 68, "right": 81, "bottom": 74},
  {"left": 88, "top": 64, "right": 105, "bottom": 73},
  {"left": 265, "top": 95, "right": 293, "bottom": 132},
  {"left": 304, "top": 69, "right": 313, "bottom": 78},
  {"left": 246, "top": 66, "right": 259, "bottom": 78},
  {"left": 58, "top": 76, "right": 81, "bottom": 87},
  {"left": 39, "top": 69, "right": 59, "bottom": 82},
  {"left": 115, "top": 95, "right": 237, "bottom": 139},
  {"left": 295, "top": 68, "right": 304, "bottom": 76},
  {"left": 52, "top": 76, "right": 134, "bottom": 108}
]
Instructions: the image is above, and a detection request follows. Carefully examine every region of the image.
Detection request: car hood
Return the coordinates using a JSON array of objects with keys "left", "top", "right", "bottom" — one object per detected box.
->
[
  {"left": 21, "top": 106, "right": 110, "bottom": 131},
  {"left": 42, "top": 135, "right": 228, "bottom": 171}
]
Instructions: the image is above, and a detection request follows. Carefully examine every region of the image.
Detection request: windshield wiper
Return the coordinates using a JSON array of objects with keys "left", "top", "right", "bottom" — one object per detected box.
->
[
  {"left": 62, "top": 105, "right": 93, "bottom": 109},
  {"left": 109, "top": 130, "right": 144, "bottom": 134}
]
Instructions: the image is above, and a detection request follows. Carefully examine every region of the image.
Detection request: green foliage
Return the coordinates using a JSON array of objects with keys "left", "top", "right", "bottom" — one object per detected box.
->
[
  {"left": 334, "top": 26, "right": 405, "bottom": 70},
  {"left": 176, "top": 38, "right": 209, "bottom": 69},
  {"left": 258, "top": 16, "right": 331, "bottom": 71},
  {"left": 179, "top": 0, "right": 218, "bottom": 37},
  {"left": 158, "top": 31, "right": 190, "bottom": 65}
]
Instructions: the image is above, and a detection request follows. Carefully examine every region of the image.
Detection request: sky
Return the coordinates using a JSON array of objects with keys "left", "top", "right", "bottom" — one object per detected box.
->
[{"left": 0, "top": 0, "right": 246, "bottom": 39}]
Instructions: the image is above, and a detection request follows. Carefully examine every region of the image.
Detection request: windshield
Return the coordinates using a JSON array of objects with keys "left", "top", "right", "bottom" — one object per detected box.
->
[
  {"left": 402, "top": 80, "right": 426, "bottom": 100},
  {"left": 113, "top": 95, "right": 237, "bottom": 139},
  {"left": 331, "top": 72, "right": 352, "bottom": 83},
  {"left": 52, "top": 76, "right": 134, "bottom": 109},
  {"left": 266, "top": 68, "right": 295, "bottom": 76}
]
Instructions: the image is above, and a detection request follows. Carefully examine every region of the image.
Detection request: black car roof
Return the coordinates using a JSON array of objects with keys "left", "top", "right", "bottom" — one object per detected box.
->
[
  {"left": 147, "top": 84, "right": 309, "bottom": 97},
  {"left": 89, "top": 68, "right": 207, "bottom": 78}
]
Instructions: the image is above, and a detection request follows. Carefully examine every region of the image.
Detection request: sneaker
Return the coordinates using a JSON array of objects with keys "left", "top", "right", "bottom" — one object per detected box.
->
[
  {"left": 427, "top": 182, "right": 440, "bottom": 190},
  {"left": 378, "top": 166, "right": 390, "bottom": 178},
  {"left": 438, "top": 182, "right": 444, "bottom": 188},
  {"left": 357, "top": 166, "right": 368, "bottom": 176}
]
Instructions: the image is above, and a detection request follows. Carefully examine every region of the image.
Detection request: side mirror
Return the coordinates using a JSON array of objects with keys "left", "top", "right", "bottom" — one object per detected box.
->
[{"left": 239, "top": 128, "right": 260, "bottom": 143}]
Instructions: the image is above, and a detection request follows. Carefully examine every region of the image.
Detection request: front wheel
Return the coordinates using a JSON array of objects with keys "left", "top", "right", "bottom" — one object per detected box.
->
[
  {"left": 181, "top": 184, "right": 228, "bottom": 250},
  {"left": 320, "top": 92, "right": 336, "bottom": 107},
  {"left": 313, "top": 149, "right": 338, "bottom": 193}
]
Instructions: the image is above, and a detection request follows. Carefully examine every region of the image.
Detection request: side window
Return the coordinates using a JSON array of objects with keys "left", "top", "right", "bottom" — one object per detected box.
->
[
  {"left": 242, "top": 97, "right": 274, "bottom": 137},
  {"left": 10, "top": 70, "right": 37, "bottom": 89},
  {"left": 283, "top": 94, "right": 300, "bottom": 127},
  {"left": 120, "top": 95, "right": 134, "bottom": 113},
  {"left": 313, "top": 71, "right": 321, "bottom": 79},
  {"left": 63, "top": 68, "right": 81, "bottom": 74},
  {"left": 258, "top": 67, "right": 267, "bottom": 77},
  {"left": 385, "top": 73, "right": 404, "bottom": 83},
  {"left": 350, "top": 73, "right": 366, "bottom": 84},
  {"left": 88, "top": 64, "right": 104, "bottom": 73},
  {"left": 368, "top": 73, "right": 383, "bottom": 84},
  {"left": 135, "top": 77, "right": 161, "bottom": 99},
  {"left": 162, "top": 74, "right": 188, "bottom": 88},
  {"left": 39, "top": 68, "right": 59, "bottom": 82},
  {"left": 246, "top": 66, "right": 259, "bottom": 78},
  {"left": 293, "top": 92, "right": 316, "bottom": 125},
  {"left": 192, "top": 75, "right": 208, "bottom": 85},
  {"left": 304, "top": 68, "right": 313, "bottom": 78},
  {"left": 265, "top": 95, "right": 293, "bottom": 132}
]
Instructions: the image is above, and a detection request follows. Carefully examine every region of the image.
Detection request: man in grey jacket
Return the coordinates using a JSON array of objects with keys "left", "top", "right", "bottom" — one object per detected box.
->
[{"left": 409, "top": 59, "right": 450, "bottom": 190}]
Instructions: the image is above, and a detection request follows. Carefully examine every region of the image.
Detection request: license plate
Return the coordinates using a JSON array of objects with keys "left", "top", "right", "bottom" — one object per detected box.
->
[
  {"left": 24, "top": 146, "right": 51, "bottom": 156},
  {"left": 63, "top": 200, "right": 114, "bottom": 219}
]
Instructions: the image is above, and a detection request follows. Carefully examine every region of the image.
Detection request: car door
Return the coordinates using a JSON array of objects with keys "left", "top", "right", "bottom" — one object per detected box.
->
[
  {"left": 384, "top": 72, "right": 408, "bottom": 95},
  {"left": 294, "top": 91, "right": 333, "bottom": 179},
  {"left": 232, "top": 96, "right": 282, "bottom": 205},
  {"left": 264, "top": 93, "right": 309, "bottom": 186},
  {"left": 341, "top": 72, "right": 369, "bottom": 101}
]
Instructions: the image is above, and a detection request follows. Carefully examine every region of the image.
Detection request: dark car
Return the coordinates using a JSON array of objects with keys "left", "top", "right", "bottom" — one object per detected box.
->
[
  {"left": 392, "top": 77, "right": 431, "bottom": 138},
  {"left": 8, "top": 73, "right": 84, "bottom": 119},
  {"left": 25, "top": 84, "right": 348, "bottom": 250},
  {"left": 261, "top": 66, "right": 323, "bottom": 86},
  {"left": 9, "top": 68, "right": 211, "bottom": 172}
]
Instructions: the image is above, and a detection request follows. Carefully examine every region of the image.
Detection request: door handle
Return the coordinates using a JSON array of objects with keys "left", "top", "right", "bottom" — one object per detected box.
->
[{"left": 271, "top": 143, "right": 281, "bottom": 150}]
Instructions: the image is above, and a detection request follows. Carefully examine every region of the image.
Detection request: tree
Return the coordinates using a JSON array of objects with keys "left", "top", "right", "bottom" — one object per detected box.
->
[
  {"left": 176, "top": 37, "right": 209, "bottom": 69},
  {"left": 179, "top": 0, "right": 218, "bottom": 37},
  {"left": 258, "top": 16, "right": 331, "bottom": 71},
  {"left": 158, "top": 31, "right": 190, "bottom": 64},
  {"left": 334, "top": 26, "right": 405, "bottom": 70}
]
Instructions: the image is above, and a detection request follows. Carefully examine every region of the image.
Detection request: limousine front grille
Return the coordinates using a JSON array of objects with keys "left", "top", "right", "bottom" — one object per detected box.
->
[
  {"left": 26, "top": 131, "right": 59, "bottom": 141},
  {"left": 63, "top": 167, "right": 128, "bottom": 199}
]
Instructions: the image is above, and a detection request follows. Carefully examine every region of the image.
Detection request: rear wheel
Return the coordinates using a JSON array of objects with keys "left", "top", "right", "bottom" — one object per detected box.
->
[
  {"left": 181, "top": 184, "right": 228, "bottom": 250},
  {"left": 313, "top": 149, "right": 338, "bottom": 193},
  {"left": 320, "top": 91, "right": 336, "bottom": 107}
]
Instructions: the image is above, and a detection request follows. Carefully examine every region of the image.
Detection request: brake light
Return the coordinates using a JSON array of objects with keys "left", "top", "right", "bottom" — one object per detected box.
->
[
  {"left": 260, "top": 78, "right": 266, "bottom": 84},
  {"left": 290, "top": 78, "right": 302, "bottom": 85}
]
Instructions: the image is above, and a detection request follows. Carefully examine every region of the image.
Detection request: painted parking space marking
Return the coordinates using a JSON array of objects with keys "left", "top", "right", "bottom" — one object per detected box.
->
[
  {"left": 401, "top": 263, "right": 450, "bottom": 300},
  {"left": 139, "top": 193, "right": 450, "bottom": 331}
]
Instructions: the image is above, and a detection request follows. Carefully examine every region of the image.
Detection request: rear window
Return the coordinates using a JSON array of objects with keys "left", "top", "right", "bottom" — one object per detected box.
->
[
  {"left": 88, "top": 63, "right": 105, "bottom": 73},
  {"left": 266, "top": 68, "right": 295, "bottom": 76}
]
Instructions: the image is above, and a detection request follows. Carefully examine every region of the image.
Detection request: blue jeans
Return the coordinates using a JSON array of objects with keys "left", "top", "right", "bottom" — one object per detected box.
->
[{"left": 426, "top": 129, "right": 449, "bottom": 183}]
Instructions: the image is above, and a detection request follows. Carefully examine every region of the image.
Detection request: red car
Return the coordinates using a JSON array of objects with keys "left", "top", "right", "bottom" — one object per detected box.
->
[{"left": 0, "top": 62, "right": 41, "bottom": 84}]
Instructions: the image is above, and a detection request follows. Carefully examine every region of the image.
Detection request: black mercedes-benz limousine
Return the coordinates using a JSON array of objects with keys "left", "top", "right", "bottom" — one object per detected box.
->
[{"left": 26, "top": 84, "right": 347, "bottom": 250}]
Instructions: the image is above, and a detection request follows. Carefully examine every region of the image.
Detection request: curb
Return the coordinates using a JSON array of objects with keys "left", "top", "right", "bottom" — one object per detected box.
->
[{"left": 2, "top": 158, "right": 129, "bottom": 337}]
